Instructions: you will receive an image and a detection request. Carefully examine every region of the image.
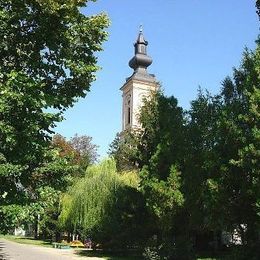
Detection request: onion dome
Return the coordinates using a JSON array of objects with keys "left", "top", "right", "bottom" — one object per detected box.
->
[{"left": 129, "top": 27, "right": 153, "bottom": 73}]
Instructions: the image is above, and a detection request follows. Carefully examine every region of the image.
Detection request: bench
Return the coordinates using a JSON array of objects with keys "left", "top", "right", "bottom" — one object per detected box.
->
[{"left": 53, "top": 243, "right": 70, "bottom": 249}]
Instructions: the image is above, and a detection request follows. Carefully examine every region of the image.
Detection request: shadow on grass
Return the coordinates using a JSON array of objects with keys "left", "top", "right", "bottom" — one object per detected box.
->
[{"left": 75, "top": 249, "right": 143, "bottom": 260}]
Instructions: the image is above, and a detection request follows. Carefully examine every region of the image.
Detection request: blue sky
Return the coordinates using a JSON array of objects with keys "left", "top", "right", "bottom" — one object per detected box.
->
[{"left": 54, "top": 0, "right": 259, "bottom": 158}]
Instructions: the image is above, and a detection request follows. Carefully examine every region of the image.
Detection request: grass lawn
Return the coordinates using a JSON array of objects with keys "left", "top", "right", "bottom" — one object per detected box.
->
[
  {"left": 0, "top": 235, "right": 225, "bottom": 260},
  {"left": 0, "top": 235, "right": 140, "bottom": 259},
  {"left": 76, "top": 249, "right": 224, "bottom": 260},
  {"left": 196, "top": 251, "right": 226, "bottom": 260},
  {"left": 75, "top": 249, "right": 143, "bottom": 260},
  {"left": 0, "top": 234, "right": 52, "bottom": 248}
]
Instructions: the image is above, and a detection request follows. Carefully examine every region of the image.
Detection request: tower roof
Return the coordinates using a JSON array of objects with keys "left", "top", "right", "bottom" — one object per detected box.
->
[{"left": 128, "top": 28, "right": 153, "bottom": 73}]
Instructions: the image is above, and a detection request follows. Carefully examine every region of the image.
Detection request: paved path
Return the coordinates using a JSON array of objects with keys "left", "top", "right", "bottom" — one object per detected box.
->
[{"left": 0, "top": 239, "right": 103, "bottom": 260}]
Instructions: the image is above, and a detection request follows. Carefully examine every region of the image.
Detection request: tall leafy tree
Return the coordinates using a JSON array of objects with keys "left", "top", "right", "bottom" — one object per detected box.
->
[
  {"left": 109, "top": 129, "right": 140, "bottom": 172},
  {"left": 59, "top": 159, "right": 148, "bottom": 249},
  {"left": 215, "top": 46, "right": 260, "bottom": 247},
  {"left": 110, "top": 92, "right": 187, "bottom": 257},
  {"left": 183, "top": 90, "right": 222, "bottom": 233},
  {"left": 138, "top": 92, "right": 185, "bottom": 176},
  {"left": 184, "top": 43, "right": 260, "bottom": 255},
  {"left": 0, "top": 0, "right": 108, "bottom": 233},
  {"left": 137, "top": 93, "right": 188, "bottom": 258},
  {"left": 69, "top": 134, "right": 99, "bottom": 166}
]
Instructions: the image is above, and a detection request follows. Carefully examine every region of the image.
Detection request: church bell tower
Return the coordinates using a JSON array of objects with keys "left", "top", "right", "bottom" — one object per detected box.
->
[{"left": 121, "top": 27, "right": 158, "bottom": 131}]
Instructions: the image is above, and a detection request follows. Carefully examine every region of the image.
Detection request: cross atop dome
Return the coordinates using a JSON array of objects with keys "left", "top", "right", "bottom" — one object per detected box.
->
[{"left": 139, "top": 24, "right": 143, "bottom": 33}]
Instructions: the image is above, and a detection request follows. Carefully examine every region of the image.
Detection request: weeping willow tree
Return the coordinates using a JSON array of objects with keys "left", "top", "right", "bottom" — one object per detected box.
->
[{"left": 59, "top": 158, "right": 148, "bottom": 248}]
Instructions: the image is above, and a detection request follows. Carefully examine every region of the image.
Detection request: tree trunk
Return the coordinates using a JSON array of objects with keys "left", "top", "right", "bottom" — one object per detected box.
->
[{"left": 34, "top": 214, "right": 40, "bottom": 239}]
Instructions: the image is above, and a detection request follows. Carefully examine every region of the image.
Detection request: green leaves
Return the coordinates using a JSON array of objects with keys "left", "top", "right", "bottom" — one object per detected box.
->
[
  {"left": 184, "top": 42, "right": 260, "bottom": 246},
  {"left": 59, "top": 159, "right": 147, "bottom": 247},
  {"left": 110, "top": 39, "right": 259, "bottom": 255},
  {"left": 141, "top": 165, "right": 184, "bottom": 221},
  {"left": 109, "top": 130, "right": 140, "bottom": 171},
  {"left": 0, "top": 163, "right": 24, "bottom": 177},
  {"left": 0, "top": 0, "right": 109, "bottom": 109},
  {"left": 0, "top": 71, "right": 56, "bottom": 166},
  {"left": 0, "top": 0, "right": 109, "bottom": 234}
]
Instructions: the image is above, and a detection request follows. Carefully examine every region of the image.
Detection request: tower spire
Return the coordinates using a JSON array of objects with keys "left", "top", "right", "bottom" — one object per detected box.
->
[{"left": 129, "top": 28, "right": 152, "bottom": 73}]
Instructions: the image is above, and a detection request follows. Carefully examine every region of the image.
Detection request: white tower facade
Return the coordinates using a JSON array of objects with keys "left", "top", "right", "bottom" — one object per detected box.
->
[{"left": 121, "top": 29, "right": 158, "bottom": 131}]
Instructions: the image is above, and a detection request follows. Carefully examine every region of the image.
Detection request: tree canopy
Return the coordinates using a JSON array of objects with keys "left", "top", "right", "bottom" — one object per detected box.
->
[
  {"left": 110, "top": 40, "right": 260, "bottom": 258},
  {"left": 0, "top": 0, "right": 109, "bottom": 233},
  {"left": 59, "top": 158, "right": 148, "bottom": 248}
]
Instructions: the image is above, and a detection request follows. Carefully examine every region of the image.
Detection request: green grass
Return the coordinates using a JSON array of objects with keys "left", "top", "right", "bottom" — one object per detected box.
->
[
  {"left": 0, "top": 235, "right": 140, "bottom": 259},
  {"left": 197, "top": 258, "right": 218, "bottom": 260},
  {"left": 196, "top": 250, "right": 226, "bottom": 260},
  {"left": 0, "top": 235, "right": 226, "bottom": 260},
  {"left": 76, "top": 251, "right": 222, "bottom": 260},
  {"left": 75, "top": 250, "right": 143, "bottom": 260},
  {"left": 0, "top": 234, "right": 52, "bottom": 248}
]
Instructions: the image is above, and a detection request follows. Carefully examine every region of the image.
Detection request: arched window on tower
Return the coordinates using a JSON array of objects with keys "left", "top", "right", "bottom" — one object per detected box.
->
[
  {"left": 127, "top": 99, "right": 131, "bottom": 125},
  {"left": 125, "top": 95, "right": 131, "bottom": 128}
]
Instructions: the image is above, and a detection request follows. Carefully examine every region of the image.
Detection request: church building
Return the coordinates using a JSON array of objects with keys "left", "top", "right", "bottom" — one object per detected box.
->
[{"left": 120, "top": 28, "right": 159, "bottom": 131}]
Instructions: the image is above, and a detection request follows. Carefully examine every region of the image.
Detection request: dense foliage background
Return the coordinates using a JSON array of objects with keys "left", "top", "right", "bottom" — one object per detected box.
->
[
  {"left": 0, "top": 0, "right": 108, "bottom": 235},
  {"left": 109, "top": 26, "right": 260, "bottom": 260},
  {"left": 0, "top": 1, "right": 259, "bottom": 260}
]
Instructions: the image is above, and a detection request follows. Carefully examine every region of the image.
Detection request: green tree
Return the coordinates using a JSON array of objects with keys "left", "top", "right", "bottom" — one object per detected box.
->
[
  {"left": 183, "top": 89, "right": 222, "bottom": 233},
  {"left": 138, "top": 92, "right": 185, "bottom": 175},
  {"left": 110, "top": 92, "right": 185, "bottom": 176},
  {"left": 109, "top": 129, "right": 140, "bottom": 171},
  {"left": 110, "top": 92, "right": 187, "bottom": 257},
  {"left": 59, "top": 158, "right": 149, "bottom": 249},
  {"left": 215, "top": 46, "right": 260, "bottom": 248},
  {"left": 184, "top": 43, "right": 260, "bottom": 256},
  {"left": 257, "top": 0, "right": 260, "bottom": 19},
  {"left": 137, "top": 93, "right": 188, "bottom": 258},
  {"left": 0, "top": 0, "right": 108, "bottom": 233}
]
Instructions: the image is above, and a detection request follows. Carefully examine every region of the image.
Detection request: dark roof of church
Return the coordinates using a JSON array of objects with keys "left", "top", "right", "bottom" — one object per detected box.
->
[{"left": 127, "top": 27, "right": 155, "bottom": 83}]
